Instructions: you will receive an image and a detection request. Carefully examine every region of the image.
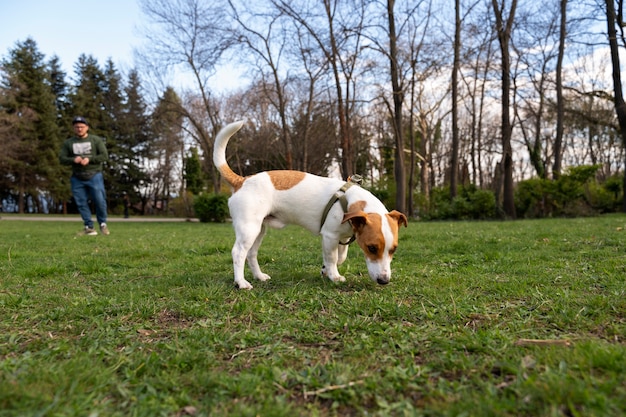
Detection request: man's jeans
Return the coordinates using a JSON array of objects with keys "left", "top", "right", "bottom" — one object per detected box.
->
[{"left": 71, "top": 172, "right": 108, "bottom": 228}]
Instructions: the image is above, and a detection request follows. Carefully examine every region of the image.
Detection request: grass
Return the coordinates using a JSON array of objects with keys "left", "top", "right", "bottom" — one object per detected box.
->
[{"left": 1, "top": 215, "right": 625, "bottom": 416}]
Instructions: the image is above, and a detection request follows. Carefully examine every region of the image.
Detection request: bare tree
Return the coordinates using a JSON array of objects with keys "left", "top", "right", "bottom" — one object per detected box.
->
[
  {"left": 450, "top": 0, "right": 462, "bottom": 198},
  {"left": 491, "top": 0, "right": 517, "bottom": 218},
  {"left": 386, "top": 0, "right": 407, "bottom": 213},
  {"left": 512, "top": 3, "right": 561, "bottom": 180},
  {"left": 460, "top": 12, "right": 494, "bottom": 188},
  {"left": 137, "top": 0, "right": 235, "bottom": 188},
  {"left": 605, "top": 0, "right": 626, "bottom": 211},
  {"left": 228, "top": 1, "right": 294, "bottom": 169},
  {"left": 274, "top": 0, "right": 368, "bottom": 179},
  {"left": 553, "top": 0, "right": 568, "bottom": 179}
]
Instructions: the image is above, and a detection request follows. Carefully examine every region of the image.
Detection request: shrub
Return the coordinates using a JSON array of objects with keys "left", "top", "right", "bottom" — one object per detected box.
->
[
  {"left": 515, "top": 165, "right": 602, "bottom": 218},
  {"left": 193, "top": 193, "right": 229, "bottom": 223},
  {"left": 467, "top": 188, "right": 496, "bottom": 219},
  {"left": 588, "top": 179, "right": 622, "bottom": 213},
  {"left": 515, "top": 178, "right": 550, "bottom": 218},
  {"left": 420, "top": 185, "right": 496, "bottom": 220},
  {"left": 169, "top": 191, "right": 195, "bottom": 218}
]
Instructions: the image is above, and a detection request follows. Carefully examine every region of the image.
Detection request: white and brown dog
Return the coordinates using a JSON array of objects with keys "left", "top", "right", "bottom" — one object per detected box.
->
[{"left": 213, "top": 121, "right": 408, "bottom": 289}]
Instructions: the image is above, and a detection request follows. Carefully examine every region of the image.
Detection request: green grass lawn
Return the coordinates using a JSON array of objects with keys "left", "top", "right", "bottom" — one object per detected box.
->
[{"left": 1, "top": 215, "right": 625, "bottom": 416}]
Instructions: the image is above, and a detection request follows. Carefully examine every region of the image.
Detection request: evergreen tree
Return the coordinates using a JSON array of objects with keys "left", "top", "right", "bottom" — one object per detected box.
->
[
  {"left": 152, "top": 87, "right": 185, "bottom": 200},
  {"left": 69, "top": 54, "right": 107, "bottom": 126},
  {"left": 0, "top": 38, "right": 64, "bottom": 213},
  {"left": 185, "top": 148, "right": 204, "bottom": 195},
  {"left": 47, "top": 55, "right": 72, "bottom": 212},
  {"left": 100, "top": 58, "right": 125, "bottom": 205},
  {"left": 118, "top": 68, "right": 151, "bottom": 203}
]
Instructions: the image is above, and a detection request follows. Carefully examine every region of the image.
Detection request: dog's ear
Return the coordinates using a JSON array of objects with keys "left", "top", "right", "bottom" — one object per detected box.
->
[
  {"left": 388, "top": 210, "right": 408, "bottom": 227},
  {"left": 342, "top": 211, "right": 368, "bottom": 228}
]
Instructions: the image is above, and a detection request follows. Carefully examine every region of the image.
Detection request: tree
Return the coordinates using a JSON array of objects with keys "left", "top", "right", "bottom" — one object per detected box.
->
[
  {"left": 491, "top": 0, "right": 517, "bottom": 219},
  {"left": 604, "top": 0, "right": 626, "bottom": 211},
  {"left": 450, "top": 0, "right": 462, "bottom": 198},
  {"left": 385, "top": 0, "right": 407, "bottom": 214},
  {"left": 184, "top": 147, "right": 204, "bottom": 194},
  {"left": 229, "top": 0, "right": 294, "bottom": 169},
  {"left": 553, "top": 0, "right": 568, "bottom": 179},
  {"left": 151, "top": 87, "right": 185, "bottom": 204},
  {"left": 512, "top": 3, "right": 561, "bottom": 180},
  {"left": 0, "top": 38, "right": 64, "bottom": 213},
  {"left": 275, "top": 0, "right": 368, "bottom": 179},
  {"left": 138, "top": 0, "right": 235, "bottom": 190},
  {"left": 107, "top": 68, "right": 153, "bottom": 214}
]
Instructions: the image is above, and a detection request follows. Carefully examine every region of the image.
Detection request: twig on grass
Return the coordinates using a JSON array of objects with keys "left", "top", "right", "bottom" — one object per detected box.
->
[
  {"left": 303, "top": 380, "right": 365, "bottom": 399},
  {"left": 515, "top": 338, "right": 572, "bottom": 347}
]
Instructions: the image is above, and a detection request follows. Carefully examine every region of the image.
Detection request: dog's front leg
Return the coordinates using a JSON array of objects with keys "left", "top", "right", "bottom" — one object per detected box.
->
[
  {"left": 337, "top": 243, "right": 349, "bottom": 265},
  {"left": 246, "top": 225, "right": 271, "bottom": 282},
  {"left": 320, "top": 236, "right": 346, "bottom": 283}
]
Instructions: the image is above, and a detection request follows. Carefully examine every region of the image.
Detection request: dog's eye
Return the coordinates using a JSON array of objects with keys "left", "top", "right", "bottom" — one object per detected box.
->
[
  {"left": 389, "top": 246, "right": 397, "bottom": 255},
  {"left": 367, "top": 245, "right": 378, "bottom": 255}
]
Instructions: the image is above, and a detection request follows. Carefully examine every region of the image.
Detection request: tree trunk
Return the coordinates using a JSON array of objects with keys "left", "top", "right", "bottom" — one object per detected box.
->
[
  {"left": 553, "top": 0, "right": 567, "bottom": 179},
  {"left": 450, "top": 0, "right": 461, "bottom": 198},
  {"left": 387, "top": 0, "right": 407, "bottom": 214},
  {"left": 491, "top": 0, "right": 517, "bottom": 219},
  {"left": 605, "top": 0, "right": 626, "bottom": 212}
]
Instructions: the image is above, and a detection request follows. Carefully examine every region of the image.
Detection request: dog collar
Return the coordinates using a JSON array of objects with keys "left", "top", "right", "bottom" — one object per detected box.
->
[{"left": 320, "top": 180, "right": 357, "bottom": 245}]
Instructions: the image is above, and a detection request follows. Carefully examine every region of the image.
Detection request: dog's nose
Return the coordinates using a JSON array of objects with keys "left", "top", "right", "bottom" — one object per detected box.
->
[{"left": 376, "top": 277, "right": 389, "bottom": 285}]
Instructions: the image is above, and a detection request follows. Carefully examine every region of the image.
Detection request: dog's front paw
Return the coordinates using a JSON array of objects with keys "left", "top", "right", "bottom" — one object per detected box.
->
[
  {"left": 255, "top": 273, "right": 271, "bottom": 282},
  {"left": 330, "top": 274, "right": 346, "bottom": 283},
  {"left": 235, "top": 279, "right": 254, "bottom": 290},
  {"left": 321, "top": 265, "right": 345, "bottom": 282}
]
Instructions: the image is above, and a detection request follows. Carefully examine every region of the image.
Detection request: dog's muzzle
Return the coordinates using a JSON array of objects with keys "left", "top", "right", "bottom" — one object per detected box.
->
[{"left": 376, "top": 276, "right": 390, "bottom": 285}]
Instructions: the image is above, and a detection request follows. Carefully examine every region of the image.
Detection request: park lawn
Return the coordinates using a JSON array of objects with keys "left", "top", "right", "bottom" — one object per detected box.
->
[{"left": 0, "top": 215, "right": 625, "bottom": 416}]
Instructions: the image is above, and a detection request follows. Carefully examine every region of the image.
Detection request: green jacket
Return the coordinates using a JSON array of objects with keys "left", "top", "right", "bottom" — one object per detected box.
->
[{"left": 59, "top": 134, "right": 108, "bottom": 180}]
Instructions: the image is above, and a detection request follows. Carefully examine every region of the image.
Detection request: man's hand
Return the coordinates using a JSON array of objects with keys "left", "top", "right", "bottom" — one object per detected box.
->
[{"left": 74, "top": 156, "right": 90, "bottom": 166}]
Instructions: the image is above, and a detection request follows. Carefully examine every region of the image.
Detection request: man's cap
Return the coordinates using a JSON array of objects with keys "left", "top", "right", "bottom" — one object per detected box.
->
[{"left": 72, "top": 116, "right": 89, "bottom": 125}]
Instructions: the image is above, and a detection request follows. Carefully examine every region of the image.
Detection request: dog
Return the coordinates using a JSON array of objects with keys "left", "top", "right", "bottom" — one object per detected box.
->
[{"left": 213, "top": 120, "right": 408, "bottom": 289}]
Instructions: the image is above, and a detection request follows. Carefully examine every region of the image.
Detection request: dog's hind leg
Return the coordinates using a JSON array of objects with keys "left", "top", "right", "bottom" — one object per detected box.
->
[{"left": 246, "top": 224, "right": 271, "bottom": 282}]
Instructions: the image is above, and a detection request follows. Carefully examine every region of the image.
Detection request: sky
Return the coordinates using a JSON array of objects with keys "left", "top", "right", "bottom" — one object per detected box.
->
[
  {"left": 0, "top": 0, "right": 144, "bottom": 77},
  {"left": 0, "top": 0, "right": 242, "bottom": 93}
]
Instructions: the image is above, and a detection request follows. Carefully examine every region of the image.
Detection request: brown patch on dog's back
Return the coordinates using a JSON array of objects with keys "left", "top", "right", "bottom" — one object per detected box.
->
[
  {"left": 348, "top": 200, "right": 367, "bottom": 213},
  {"left": 268, "top": 170, "right": 306, "bottom": 190}
]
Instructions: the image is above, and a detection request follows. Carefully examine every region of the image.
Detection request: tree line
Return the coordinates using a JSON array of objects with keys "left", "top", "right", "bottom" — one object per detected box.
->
[{"left": 1, "top": 0, "right": 626, "bottom": 219}]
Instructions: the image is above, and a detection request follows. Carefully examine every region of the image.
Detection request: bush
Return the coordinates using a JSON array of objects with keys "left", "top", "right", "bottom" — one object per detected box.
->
[
  {"left": 169, "top": 191, "right": 195, "bottom": 218},
  {"left": 420, "top": 185, "right": 496, "bottom": 220},
  {"left": 467, "top": 188, "right": 496, "bottom": 219},
  {"left": 588, "top": 178, "right": 622, "bottom": 213},
  {"left": 193, "top": 193, "right": 229, "bottom": 223},
  {"left": 515, "top": 178, "right": 550, "bottom": 218},
  {"left": 515, "top": 165, "right": 603, "bottom": 218}
]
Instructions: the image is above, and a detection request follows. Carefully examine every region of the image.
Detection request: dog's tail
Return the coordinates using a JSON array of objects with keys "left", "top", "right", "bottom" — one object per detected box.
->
[{"left": 213, "top": 120, "right": 245, "bottom": 190}]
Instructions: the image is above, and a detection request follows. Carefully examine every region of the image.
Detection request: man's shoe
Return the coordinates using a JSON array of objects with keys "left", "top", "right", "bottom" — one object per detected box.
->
[
  {"left": 100, "top": 223, "right": 110, "bottom": 236},
  {"left": 84, "top": 226, "right": 98, "bottom": 236}
]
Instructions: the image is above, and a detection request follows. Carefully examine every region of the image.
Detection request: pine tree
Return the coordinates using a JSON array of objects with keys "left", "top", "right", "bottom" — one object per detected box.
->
[
  {"left": 185, "top": 148, "right": 205, "bottom": 195},
  {"left": 152, "top": 87, "right": 185, "bottom": 200},
  {"left": 118, "top": 68, "right": 151, "bottom": 202},
  {"left": 0, "top": 38, "right": 64, "bottom": 213},
  {"left": 47, "top": 55, "right": 72, "bottom": 212}
]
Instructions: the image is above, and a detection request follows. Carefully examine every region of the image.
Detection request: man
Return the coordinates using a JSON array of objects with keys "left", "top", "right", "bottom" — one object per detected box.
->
[{"left": 59, "top": 116, "right": 110, "bottom": 236}]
